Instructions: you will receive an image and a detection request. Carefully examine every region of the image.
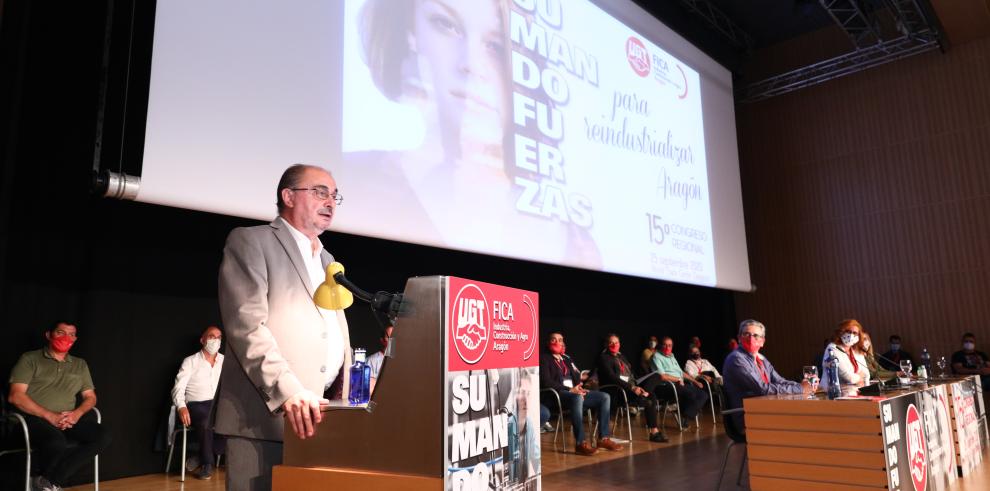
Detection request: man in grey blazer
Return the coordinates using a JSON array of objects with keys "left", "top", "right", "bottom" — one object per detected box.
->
[{"left": 215, "top": 164, "right": 352, "bottom": 490}]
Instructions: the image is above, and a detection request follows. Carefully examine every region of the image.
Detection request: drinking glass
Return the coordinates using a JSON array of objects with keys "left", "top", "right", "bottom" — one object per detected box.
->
[
  {"left": 899, "top": 360, "right": 913, "bottom": 384},
  {"left": 802, "top": 366, "right": 819, "bottom": 398},
  {"left": 936, "top": 356, "right": 948, "bottom": 378}
]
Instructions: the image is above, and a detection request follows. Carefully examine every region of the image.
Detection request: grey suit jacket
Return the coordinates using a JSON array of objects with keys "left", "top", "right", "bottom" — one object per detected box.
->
[{"left": 215, "top": 217, "right": 352, "bottom": 441}]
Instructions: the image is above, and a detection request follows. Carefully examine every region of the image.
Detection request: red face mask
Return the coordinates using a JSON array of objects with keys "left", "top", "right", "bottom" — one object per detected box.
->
[
  {"left": 608, "top": 343, "right": 620, "bottom": 354},
  {"left": 741, "top": 336, "right": 763, "bottom": 354},
  {"left": 50, "top": 334, "right": 75, "bottom": 354},
  {"left": 660, "top": 346, "right": 673, "bottom": 356},
  {"left": 549, "top": 341, "right": 564, "bottom": 355}
]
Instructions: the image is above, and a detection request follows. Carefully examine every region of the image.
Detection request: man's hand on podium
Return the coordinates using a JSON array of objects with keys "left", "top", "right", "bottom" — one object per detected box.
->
[{"left": 283, "top": 390, "right": 330, "bottom": 439}]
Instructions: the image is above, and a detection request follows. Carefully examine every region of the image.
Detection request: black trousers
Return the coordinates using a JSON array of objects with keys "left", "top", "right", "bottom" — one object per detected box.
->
[
  {"left": 22, "top": 410, "right": 111, "bottom": 487},
  {"left": 654, "top": 381, "right": 710, "bottom": 419},
  {"left": 187, "top": 399, "right": 225, "bottom": 466}
]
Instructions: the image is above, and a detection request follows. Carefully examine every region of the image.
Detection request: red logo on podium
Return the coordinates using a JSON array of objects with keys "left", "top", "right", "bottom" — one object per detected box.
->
[
  {"left": 906, "top": 403, "right": 928, "bottom": 491},
  {"left": 452, "top": 284, "right": 489, "bottom": 365}
]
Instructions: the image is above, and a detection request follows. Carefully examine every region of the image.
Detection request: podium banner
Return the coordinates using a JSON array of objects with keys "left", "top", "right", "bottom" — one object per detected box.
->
[
  {"left": 445, "top": 277, "right": 540, "bottom": 491},
  {"left": 950, "top": 377, "right": 985, "bottom": 476}
]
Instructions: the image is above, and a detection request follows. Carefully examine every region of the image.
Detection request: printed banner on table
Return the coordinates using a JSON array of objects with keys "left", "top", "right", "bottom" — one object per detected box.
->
[
  {"left": 918, "top": 384, "right": 956, "bottom": 489},
  {"left": 949, "top": 377, "right": 985, "bottom": 476},
  {"left": 445, "top": 277, "right": 540, "bottom": 491},
  {"left": 882, "top": 385, "right": 960, "bottom": 491}
]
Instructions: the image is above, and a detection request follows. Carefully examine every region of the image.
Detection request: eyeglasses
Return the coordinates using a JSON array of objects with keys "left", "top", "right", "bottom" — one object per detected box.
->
[
  {"left": 739, "top": 332, "right": 765, "bottom": 339},
  {"left": 291, "top": 186, "right": 343, "bottom": 205}
]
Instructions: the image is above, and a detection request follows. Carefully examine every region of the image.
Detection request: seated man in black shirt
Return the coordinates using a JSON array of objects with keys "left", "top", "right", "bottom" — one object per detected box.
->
[
  {"left": 879, "top": 334, "right": 914, "bottom": 371},
  {"left": 597, "top": 334, "right": 669, "bottom": 443},
  {"left": 539, "top": 332, "right": 623, "bottom": 455},
  {"left": 951, "top": 332, "right": 990, "bottom": 390}
]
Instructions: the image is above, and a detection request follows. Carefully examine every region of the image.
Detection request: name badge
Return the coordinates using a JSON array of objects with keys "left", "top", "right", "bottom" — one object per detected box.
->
[
  {"left": 620, "top": 375, "right": 630, "bottom": 383},
  {"left": 563, "top": 379, "right": 574, "bottom": 388}
]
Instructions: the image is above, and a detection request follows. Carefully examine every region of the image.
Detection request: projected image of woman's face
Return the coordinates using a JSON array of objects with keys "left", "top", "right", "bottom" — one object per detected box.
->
[{"left": 412, "top": 0, "right": 506, "bottom": 162}]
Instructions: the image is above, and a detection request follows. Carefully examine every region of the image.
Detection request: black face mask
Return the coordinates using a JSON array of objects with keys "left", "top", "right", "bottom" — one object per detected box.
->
[{"left": 690, "top": 353, "right": 701, "bottom": 360}]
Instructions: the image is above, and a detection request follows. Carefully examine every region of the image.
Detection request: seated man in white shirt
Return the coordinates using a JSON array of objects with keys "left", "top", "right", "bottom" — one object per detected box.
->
[
  {"left": 171, "top": 325, "right": 225, "bottom": 480},
  {"left": 367, "top": 325, "right": 392, "bottom": 394}
]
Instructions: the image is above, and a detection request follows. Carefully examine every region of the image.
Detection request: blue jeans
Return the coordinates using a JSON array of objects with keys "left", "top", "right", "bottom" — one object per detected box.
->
[{"left": 558, "top": 389, "right": 611, "bottom": 443}]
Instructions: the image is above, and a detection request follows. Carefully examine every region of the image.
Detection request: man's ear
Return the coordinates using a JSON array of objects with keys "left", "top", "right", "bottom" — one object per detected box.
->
[{"left": 281, "top": 188, "right": 295, "bottom": 209}]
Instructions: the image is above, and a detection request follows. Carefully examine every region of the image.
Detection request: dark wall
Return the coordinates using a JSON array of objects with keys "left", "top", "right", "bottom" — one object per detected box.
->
[{"left": 0, "top": 0, "right": 737, "bottom": 484}]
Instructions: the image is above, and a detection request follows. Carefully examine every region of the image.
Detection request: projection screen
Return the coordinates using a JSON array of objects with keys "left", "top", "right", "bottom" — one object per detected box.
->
[{"left": 138, "top": 0, "right": 751, "bottom": 291}]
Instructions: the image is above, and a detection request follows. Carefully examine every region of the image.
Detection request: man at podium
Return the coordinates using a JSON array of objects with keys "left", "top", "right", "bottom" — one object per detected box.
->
[{"left": 215, "top": 164, "right": 353, "bottom": 490}]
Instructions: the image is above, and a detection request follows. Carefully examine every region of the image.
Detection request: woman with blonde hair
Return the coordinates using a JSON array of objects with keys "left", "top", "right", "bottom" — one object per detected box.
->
[{"left": 858, "top": 332, "right": 897, "bottom": 381}]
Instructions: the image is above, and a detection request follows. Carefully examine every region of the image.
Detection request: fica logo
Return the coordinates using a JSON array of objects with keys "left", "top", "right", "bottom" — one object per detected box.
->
[
  {"left": 625, "top": 36, "right": 650, "bottom": 77},
  {"left": 452, "top": 284, "right": 489, "bottom": 364}
]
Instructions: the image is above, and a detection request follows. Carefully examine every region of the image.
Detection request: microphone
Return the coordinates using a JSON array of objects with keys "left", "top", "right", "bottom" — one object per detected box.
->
[{"left": 314, "top": 262, "right": 405, "bottom": 320}]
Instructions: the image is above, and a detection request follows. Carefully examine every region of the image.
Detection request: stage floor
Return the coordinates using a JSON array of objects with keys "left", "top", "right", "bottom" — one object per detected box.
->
[{"left": 65, "top": 416, "right": 990, "bottom": 491}]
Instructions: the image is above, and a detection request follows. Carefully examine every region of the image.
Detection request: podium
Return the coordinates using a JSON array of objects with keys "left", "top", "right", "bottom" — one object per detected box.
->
[{"left": 274, "top": 276, "right": 541, "bottom": 491}]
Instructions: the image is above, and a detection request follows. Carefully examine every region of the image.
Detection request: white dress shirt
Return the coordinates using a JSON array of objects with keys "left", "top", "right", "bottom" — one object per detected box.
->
[
  {"left": 171, "top": 351, "right": 224, "bottom": 408},
  {"left": 367, "top": 350, "right": 385, "bottom": 379},
  {"left": 282, "top": 218, "right": 345, "bottom": 389}
]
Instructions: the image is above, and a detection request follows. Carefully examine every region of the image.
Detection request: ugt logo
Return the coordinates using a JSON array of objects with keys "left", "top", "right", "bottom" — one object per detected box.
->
[
  {"left": 905, "top": 403, "right": 928, "bottom": 491},
  {"left": 452, "top": 284, "right": 489, "bottom": 364},
  {"left": 626, "top": 36, "right": 650, "bottom": 77}
]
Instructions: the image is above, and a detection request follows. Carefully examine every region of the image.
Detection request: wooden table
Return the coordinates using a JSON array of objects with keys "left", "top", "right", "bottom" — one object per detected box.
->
[{"left": 743, "top": 376, "right": 986, "bottom": 490}]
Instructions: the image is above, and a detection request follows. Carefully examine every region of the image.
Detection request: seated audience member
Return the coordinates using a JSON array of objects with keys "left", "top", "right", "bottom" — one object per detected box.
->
[
  {"left": 689, "top": 336, "right": 702, "bottom": 350},
  {"left": 540, "top": 404, "right": 552, "bottom": 433},
  {"left": 684, "top": 345, "right": 722, "bottom": 384},
  {"left": 723, "top": 320, "right": 807, "bottom": 430},
  {"left": 821, "top": 320, "right": 871, "bottom": 392},
  {"left": 640, "top": 336, "right": 659, "bottom": 375},
  {"left": 650, "top": 337, "right": 709, "bottom": 428},
  {"left": 539, "top": 333, "right": 623, "bottom": 455},
  {"left": 171, "top": 325, "right": 225, "bottom": 480},
  {"left": 597, "top": 334, "right": 669, "bottom": 442},
  {"left": 951, "top": 333, "right": 990, "bottom": 390},
  {"left": 859, "top": 332, "right": 896, "bottom": 381},
  {"left": 8, "top": 322, "right": 112, "bottom": 491},
  {"left": 727, "top": 338, "right": 739, "bottom": 351},
  {"left": 367, "top": 325, "right": 392, "bottom": 393},
  {"left": 879, "top": 334, "right": 914, "bottom": 371}
]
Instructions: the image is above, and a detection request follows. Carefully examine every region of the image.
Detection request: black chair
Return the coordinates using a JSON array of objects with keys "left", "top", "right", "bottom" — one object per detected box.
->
[
  {"left": 715, "top": 407, "right": 747, "bottom": 490},
  {"left": 0, "top": 392, "right": 102, "bottom": 491}
]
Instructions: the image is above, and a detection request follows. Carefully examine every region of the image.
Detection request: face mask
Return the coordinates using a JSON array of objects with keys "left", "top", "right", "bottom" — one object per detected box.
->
[
  {"left": 862, "top": 342, "right": 871, "bottom": 351},
  {"left": 890, "top": 343, "right": 901, "bottom": 351},
  {"left": 841, "top": 333, "right": 859, "bottom": 347},
  {"left": 549, "top": 341, "right": 564, "bottom": 355},
  {"left": 690, "top": 352, "right": 701, "bottom": 360},
  {"left": 608, "top": 343, "right": 620, "bottom": 354},
  {"left": 741, "top": 336, "right": 762, "bottom": 354},
  {"left": 964, "top": 342, "right": 975, "bottom": 351},
  {"left": 648, "top": 341, "right": 657, "bottom": 349},
  {"left": 660, "top": 346, "right": 672, "bottom": 356},
  {"left": 50, "top": 334, "right": 74, "bottom": 354},
  {"left": 204, "top": 338, "right": 221, "bottom": 355}
]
